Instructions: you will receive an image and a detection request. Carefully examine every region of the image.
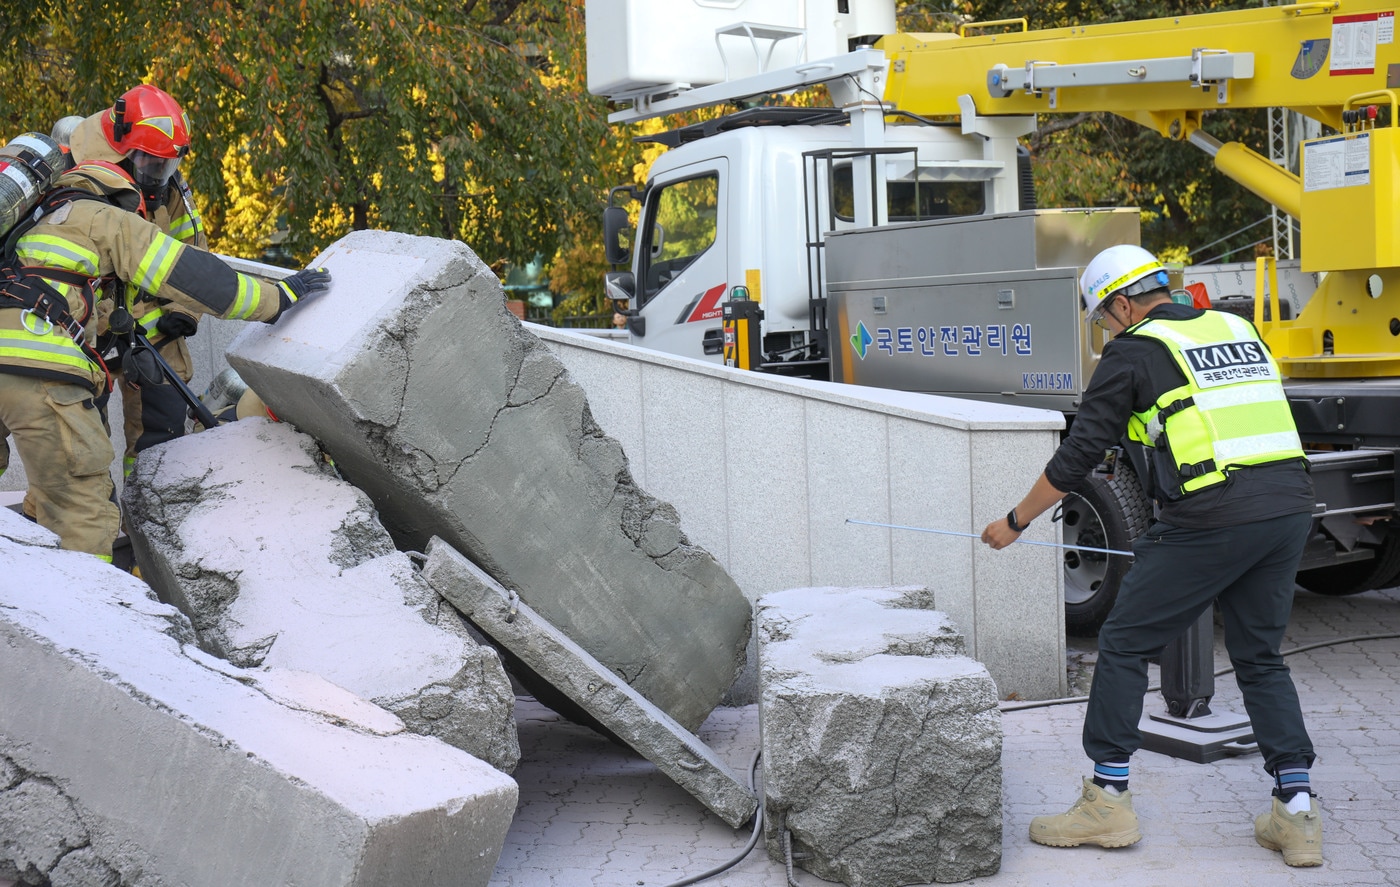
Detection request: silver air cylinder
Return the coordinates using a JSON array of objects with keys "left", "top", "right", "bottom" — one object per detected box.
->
[{"left": 0, "top": 132, "right": 67, "bottom": 237}]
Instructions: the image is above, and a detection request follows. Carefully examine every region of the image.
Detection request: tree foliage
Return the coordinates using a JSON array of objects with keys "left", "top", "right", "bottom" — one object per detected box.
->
[
  {"left": 1, "top": 0, "right": 613, "bottom": 273},
  {"left": 0, "top": 0, "right": 1301, "bottom": 319}
]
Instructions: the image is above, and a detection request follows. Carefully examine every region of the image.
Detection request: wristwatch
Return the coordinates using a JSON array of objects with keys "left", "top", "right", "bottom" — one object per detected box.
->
[{"left": 1007, "top": 508, "right": 1031, "bottom": 532}]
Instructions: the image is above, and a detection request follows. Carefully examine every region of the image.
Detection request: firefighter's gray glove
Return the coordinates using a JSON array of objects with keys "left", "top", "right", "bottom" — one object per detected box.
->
[
  {"left": 155, "top": 313, "right": 198, "bottom": 339},
  {"left": 273, "top": 267, "right": 332, "bottom": 320}
]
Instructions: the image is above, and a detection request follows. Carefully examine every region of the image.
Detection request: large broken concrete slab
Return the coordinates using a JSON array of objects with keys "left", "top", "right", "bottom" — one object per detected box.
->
[
  {"left": 122, "top": 418, "right": 519, "bottom": 772},
  {"left": 0, "top": 533, "right": 517, "bottom": 887},
  {"left": 420, "top": 537, "right": 758, "bottom": 828},
  {"left": 758, "top": 586, "right": 1003, "bottom": 886},
  {"left": 225, "top": 229, "right": 751, "bottom": 731}
]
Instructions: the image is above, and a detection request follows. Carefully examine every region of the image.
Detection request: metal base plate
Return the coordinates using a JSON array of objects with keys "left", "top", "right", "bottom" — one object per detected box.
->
[{"left": 1138, "top": 709, "right": 1258, "bottom": 763}]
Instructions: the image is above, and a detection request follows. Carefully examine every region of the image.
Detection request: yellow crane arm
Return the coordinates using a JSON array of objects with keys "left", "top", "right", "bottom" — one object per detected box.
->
[
  {"left": 880, "top": 1, "right": 1400, "bottom": 377},
  {"left": 880, "top": 1, "right": 1397, "bottom": 137}
]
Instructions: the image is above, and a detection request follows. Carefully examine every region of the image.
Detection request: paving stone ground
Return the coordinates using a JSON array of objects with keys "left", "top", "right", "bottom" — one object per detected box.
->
[
  {"left": 3, "top": 585, "right": 1395, "bottom": 887},
  {"left": 488, "top": 584, "right": 1400, "bottom": 887}
]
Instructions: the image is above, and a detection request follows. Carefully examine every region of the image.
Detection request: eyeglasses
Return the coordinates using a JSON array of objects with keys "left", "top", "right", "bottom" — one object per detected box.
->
[{"left": 1089, "top": 295, "right": 1124, "bottom": 331}]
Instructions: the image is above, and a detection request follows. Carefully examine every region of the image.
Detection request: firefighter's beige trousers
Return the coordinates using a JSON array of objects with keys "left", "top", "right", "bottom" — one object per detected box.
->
[{"left": 0, "top": 374, "right": 119, "bottom": 561}]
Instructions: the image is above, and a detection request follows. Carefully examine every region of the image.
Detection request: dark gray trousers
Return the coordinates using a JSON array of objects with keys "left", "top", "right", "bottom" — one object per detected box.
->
[{"left": 1083, "top": 510, "right": 1316, "bottom": 774}]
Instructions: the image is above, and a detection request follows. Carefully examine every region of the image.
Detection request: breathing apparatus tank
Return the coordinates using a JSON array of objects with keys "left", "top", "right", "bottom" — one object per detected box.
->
[{"left": 0, "top": 132, "right": 69, "bottom": 240}]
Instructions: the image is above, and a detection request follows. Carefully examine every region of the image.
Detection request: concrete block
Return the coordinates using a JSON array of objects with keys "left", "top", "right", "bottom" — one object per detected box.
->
[
  {"left": 0, "top": 505, "right": 58, "bottom": 548},
  {"left": 0, "top": 536, "right": 518, "bottom": 887},
  {"left": 419, "top": 538, "right": 759, "bottom": 828},
  {"left": 122, "top": 418, "right": 519, "bottom": 772},
  {"left": 758, "top": 586, "right": 1002, "bottom": 886},
  {"left": 226, "top": 230, "right": 751, "bottom": 731}
]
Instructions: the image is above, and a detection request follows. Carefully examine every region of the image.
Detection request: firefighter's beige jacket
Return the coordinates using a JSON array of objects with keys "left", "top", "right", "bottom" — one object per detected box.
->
[{"left": 0, "top": 163, "right": 282, "bottom": 393}]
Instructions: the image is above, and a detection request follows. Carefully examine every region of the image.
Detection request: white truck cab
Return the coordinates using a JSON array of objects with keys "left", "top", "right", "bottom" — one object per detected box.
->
[{"left": 605, "top": 113, "right": 1031, "bottom": 369}]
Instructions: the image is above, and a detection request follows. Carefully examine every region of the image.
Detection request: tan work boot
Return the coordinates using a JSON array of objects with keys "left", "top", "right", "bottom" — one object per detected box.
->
[
  {"left": 1255, "top": 795, "right": 1323, "bottom": 867},
  {"left": 1029, "top": 777, "right": 1142, "bottom": 848}
]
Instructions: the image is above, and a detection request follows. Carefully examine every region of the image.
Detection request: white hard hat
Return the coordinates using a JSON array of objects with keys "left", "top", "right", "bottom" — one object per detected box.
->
[{"left": 1079, "top": 244, "right": 1170, "bottom": 322}]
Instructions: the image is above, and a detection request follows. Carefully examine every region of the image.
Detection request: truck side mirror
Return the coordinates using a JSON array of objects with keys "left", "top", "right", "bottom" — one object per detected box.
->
[
  {"left": 605, "top": 271, "right": 635, "bottom": 302},
  {"left": 605, "top": 272, "right": 644, "bottom": 336},
  {"left": 603, "top": 206, "right": 632, "bottom": 266}
]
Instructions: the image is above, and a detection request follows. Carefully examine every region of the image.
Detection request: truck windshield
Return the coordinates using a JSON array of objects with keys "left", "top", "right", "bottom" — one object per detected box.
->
[{"left": 640, "top": 173, "right": 720, "bottom": 303}]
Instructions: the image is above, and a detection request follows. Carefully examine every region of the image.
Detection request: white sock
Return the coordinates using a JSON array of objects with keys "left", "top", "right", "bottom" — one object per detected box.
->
[{"left": 1284, "top": 793, "right": 1312, "bottom": 815}]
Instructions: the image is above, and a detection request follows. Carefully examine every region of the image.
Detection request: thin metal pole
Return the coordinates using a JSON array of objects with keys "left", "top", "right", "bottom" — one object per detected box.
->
[{"left": 845, "top": 519, "right": 1135, "bottom": 558}]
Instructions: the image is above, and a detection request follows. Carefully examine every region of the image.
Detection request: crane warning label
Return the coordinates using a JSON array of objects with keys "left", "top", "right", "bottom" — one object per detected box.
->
[
  {"left": 1331, "top": 12, "right": 1387, "bottom": 74},
  {"left": 1303, "top": 132, "right": 1371, "bottom": 191}
]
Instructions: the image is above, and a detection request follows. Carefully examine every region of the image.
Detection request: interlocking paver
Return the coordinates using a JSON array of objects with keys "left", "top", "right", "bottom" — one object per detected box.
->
[{"left": 484, "top": 587, "right": 1400, "bottom": 887}]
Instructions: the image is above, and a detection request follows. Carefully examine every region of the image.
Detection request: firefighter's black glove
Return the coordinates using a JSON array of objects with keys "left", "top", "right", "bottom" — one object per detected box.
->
[
  {"left": 274, "top": 267, "right": 332, "bottom": 319},
  {"left": 155, "top": 313, "right": 198, "bottom": 340}
]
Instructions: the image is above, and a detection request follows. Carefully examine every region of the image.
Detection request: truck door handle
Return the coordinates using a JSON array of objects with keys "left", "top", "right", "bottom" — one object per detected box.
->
[{"left": 702, "top": 328, "right": 724, "bottom": 355}]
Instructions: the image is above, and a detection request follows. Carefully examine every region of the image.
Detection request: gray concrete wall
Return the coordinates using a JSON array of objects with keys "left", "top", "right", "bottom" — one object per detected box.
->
[
  {"left": 531, "top": 326, "right": 1069, "bottom": 701},
  {"left": 2, "top": 264, "right": 1069, "bottom": 700}
]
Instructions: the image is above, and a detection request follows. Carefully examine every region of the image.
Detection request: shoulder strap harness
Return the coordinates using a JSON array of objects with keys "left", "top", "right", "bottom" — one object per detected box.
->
[{"left": 0, "top": 188, "right": 119, "bottom": 384}]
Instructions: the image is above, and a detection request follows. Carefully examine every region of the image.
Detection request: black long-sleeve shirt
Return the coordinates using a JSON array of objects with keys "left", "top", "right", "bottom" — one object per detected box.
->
[{"left": 1045, "top": 302, "right": 1314, "bottom": 529}]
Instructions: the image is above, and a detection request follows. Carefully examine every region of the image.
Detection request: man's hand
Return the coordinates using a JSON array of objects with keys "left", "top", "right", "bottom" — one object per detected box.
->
[
  {"left": 980, "top": 517, "right": 1022, "bottom": 551},
  {"left": 274, "top": 267, "right": 332, "bottom": 317},
  {"left": 155, "top": 313, "right": 198, "bottom": 339}
]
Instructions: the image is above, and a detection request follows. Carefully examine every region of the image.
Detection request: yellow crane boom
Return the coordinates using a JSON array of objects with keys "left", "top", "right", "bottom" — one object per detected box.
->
[{"left": 878, "top": 1, "right": 1400, "bottom": 378}]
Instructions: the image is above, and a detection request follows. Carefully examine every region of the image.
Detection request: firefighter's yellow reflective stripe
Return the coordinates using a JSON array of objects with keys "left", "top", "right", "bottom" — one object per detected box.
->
[
  {"left": 168, "top": 209, "right": 204, "bottom": 242},
  {"left": 123, "top": 455, "right": 136, "bottom": 478},
  {"left": 226, "top": 273, "right": 261, "bottom": 320},
  {"left": 0, "top": 332, "right": 93, "bottom": 370},
  {"left": 136, "top": 305, "right": 164, "bottom": 335},
  {"left": 15, "top": 234, "right": 100, "bottom": 275},
  {"left": 134, "top": 233, "right": 181, "bottom": 293},
  {"left": 169, "top": 218, "right": 195, "bottom": 241},
  {"left": 1214, "top": 430, "right": 1304, "bottom": 465},
  {"left": 95, "top": 554, "right": 113, "bottom": 563}
]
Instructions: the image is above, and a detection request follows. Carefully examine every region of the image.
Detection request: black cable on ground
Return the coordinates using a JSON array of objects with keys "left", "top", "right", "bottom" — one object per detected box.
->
[
  {"left": 998, "top": 631, "right": 1400, "bottom": 712},
  {"left": 658, "top": 748, "right": 765, "bottom": 887}
]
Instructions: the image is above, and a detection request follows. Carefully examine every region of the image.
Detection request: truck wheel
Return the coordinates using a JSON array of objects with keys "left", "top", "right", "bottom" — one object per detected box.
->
[
  {"left": 1059, "top": 464, "right": 1151, "bottom": 637},
  {"left": 1296, "top": 535, "right": 1400, "bottom": 596}
]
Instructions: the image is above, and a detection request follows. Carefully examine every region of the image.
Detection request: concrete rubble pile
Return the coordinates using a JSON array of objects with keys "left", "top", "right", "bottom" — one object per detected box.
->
[
  {"left": 122, "top": 418, "right": 520, "bottom": 772},
  {"left": 226, "top": 229, "right": 752, "bottom": 732},
  {"left": 0, "top": 509, "right": 517, "bottom": 887},
  {"left": 758, "top": 586, "right": 1003, "bottom": 886}
]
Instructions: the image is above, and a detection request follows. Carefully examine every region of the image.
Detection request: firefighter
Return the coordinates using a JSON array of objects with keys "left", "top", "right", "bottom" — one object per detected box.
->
[
  {"left": 0, "top": 156, "right": 329, "bottom": 561},
  {"left": 980, "top": 244, "right": 1321, "bottom": 866},
  {"left": 65, "top": 85, "right": 208, "bottom": 476}
]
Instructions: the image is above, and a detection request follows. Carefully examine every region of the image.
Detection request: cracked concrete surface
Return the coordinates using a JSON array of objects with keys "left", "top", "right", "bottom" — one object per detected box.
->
[
  {"left": 123, "top": 418, "right": 520, "bottom": 772},
  {"left": 757, "top": 586, "right": 1003, "bottom": 885},
  {"left": 226, "top": 229, "right": 752, "bottom": 732},
  {"left": 0, "top": 510, "right": 518, "bottom": 887},
  {"left": 421, "top": 538, "right": 758, "bottom": 828}
]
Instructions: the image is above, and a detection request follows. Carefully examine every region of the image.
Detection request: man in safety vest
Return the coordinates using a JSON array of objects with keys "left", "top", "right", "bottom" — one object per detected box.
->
[
  {"left": 980, "top": 244, "right": 1321, "bottom": 866},
  {"left": 0, "top": 155, "right": 329, "bottom": 562}
]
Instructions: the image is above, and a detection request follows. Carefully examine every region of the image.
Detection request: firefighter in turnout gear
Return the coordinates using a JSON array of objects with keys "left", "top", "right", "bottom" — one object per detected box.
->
[
  {"left": 980, "top": 244, "right": 1322, "bottom": 866},
  {"left": 0, "top": 151, "right": 330, "bottom": 561},
  {"left": 67, "top": 85, "right": 208, "bottom": 476}
]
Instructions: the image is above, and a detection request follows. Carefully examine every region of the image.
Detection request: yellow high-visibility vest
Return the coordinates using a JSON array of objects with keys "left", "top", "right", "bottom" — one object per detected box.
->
[{"left": 1126, "top": 310, "right": 1304, "bottom": 498}]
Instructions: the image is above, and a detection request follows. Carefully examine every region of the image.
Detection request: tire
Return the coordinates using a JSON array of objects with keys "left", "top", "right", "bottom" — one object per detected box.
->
[
  {"left": 1296, "top": 534, "right": 1400, "bottom": 596},
  {"left": 1059, "top": 464, "right": 1152, "bottom": 637}
]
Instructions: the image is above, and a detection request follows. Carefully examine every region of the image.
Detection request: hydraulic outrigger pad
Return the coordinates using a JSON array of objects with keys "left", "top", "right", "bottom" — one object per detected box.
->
[{"left": 845, "top": 518, "right": 1135, "bottom": 558}]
